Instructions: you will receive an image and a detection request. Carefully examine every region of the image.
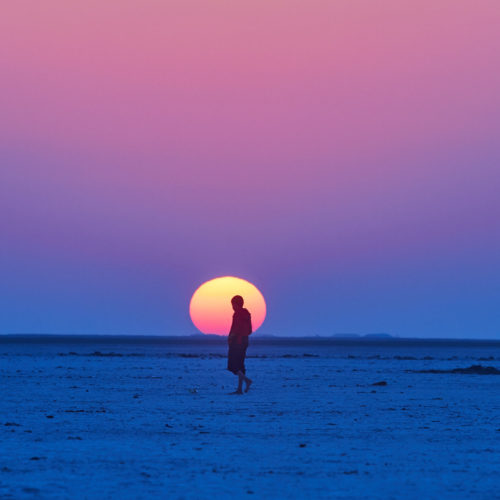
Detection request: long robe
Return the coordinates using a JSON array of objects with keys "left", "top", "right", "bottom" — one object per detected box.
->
[{"left": 227, "top": 308, "right": 252, "bottom": 374}]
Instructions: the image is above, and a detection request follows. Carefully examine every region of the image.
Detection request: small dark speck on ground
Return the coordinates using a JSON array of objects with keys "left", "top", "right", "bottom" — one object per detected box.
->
[
  {"left": 372, "top": 381, "right": 387, "bottom": 386},
  {"left": 23, "top": 487, "right": 40, "bottom": 494}
]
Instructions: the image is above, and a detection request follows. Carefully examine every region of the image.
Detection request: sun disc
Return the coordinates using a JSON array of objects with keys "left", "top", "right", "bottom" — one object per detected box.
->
[{"left": 189, "top": 276, "right": 266, "bottom": 335}]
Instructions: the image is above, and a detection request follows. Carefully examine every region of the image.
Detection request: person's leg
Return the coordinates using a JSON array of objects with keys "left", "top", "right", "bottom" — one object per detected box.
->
[
  {"left": 237, "top": 370, "right": 252, "bottom": 392},
  {"left": 242, "top": 346, "right": 252, "bottom": 392},
  {"left": 235, "top": 371, "right": 244, "bottom": 394},
  {"left": 244, "top": 375, "right": 252, "bottom": 392}
]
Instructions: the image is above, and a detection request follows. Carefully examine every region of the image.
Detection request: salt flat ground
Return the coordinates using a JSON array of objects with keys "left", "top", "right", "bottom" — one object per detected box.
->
[{"left": 1, "top": 336, "right": 499, "bottom": 499}]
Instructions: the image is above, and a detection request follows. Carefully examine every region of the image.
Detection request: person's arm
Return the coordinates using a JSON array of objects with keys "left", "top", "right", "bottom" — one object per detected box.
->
[{"left": 228, "top": 314, "right": 236, "bottom": 343}]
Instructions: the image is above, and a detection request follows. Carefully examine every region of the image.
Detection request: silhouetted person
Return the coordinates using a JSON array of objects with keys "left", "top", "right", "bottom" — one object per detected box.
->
[{"left": 227, "top": 295, "right": 253, "bottom": 394}]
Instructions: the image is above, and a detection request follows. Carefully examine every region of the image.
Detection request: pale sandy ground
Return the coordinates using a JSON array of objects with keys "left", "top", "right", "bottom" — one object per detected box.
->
[{"left": 1, "top": 338, "right": 499, "bottom": 499}]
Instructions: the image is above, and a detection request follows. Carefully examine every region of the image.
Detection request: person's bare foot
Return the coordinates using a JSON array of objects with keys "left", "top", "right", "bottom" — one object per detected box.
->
[
  {"left": 229, "top": 390, "right": 243, "bottom": 395},
  {"left": 244, "top": 379, "right": 252, "bottom": 393}
]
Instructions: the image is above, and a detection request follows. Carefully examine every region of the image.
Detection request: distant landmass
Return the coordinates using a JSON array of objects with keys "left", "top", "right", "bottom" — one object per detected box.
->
[
  {"left": 363, "top": 333, "right": 394, "bottom": 339},
  {"left": 258, "top": 333, "right": 395, "bottom": 339}
]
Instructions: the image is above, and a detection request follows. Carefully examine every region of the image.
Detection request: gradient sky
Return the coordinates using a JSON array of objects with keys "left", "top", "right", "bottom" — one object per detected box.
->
[{"left": 1, "top": 1, "right": 499, "bottom": 337}]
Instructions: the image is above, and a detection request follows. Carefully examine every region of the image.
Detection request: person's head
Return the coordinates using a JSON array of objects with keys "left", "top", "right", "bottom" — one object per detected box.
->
[{"left": 231, "top": 295, "right": 244, "bottom": 311}]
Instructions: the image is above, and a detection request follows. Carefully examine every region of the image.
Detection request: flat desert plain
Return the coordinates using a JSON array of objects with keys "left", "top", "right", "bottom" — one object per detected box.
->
[{"left": 1, "top": 336, "right": 499, "bottom": 499}]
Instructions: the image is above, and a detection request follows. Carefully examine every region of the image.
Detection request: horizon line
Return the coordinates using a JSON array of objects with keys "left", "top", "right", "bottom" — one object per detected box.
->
[{"left": 1, "top": 332, "right": 499, "bottom": 342}]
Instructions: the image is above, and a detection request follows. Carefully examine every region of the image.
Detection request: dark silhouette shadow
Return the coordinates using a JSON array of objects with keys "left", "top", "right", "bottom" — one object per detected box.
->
[{"left": 227, "top": 295, "right": 253, "bottom": 394}]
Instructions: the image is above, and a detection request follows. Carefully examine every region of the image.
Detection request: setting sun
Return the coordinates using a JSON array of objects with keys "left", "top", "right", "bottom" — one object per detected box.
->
[{"left": 189, "top": 276, "right": 266, "bottom": 335}]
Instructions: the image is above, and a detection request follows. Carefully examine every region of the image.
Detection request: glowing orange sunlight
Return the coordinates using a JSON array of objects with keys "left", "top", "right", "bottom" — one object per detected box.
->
[{"left": 189, "top": 276, "right": 266, "bottom": 335}]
